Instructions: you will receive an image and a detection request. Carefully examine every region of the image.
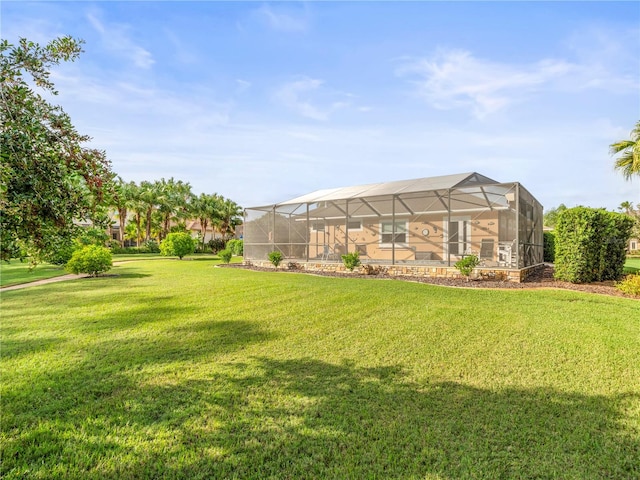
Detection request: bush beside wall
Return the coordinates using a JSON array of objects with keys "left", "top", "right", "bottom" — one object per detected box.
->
[{"left": 226, "top": 239, "right": 243, "bottom": 256}]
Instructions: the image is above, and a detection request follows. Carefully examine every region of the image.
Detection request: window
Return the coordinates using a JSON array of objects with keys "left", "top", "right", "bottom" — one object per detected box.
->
[
  {"left": 380, "top": 221, "right": 407, "bottom": 244},
  {"left": 446, "top": 217, "right": 470, "bottom": 255},
  {"left": 311, "top": 222, "right": 325, "bottom": 232},
  {"left": 347, "top": 219, "right": 362, "bottom": 230}
]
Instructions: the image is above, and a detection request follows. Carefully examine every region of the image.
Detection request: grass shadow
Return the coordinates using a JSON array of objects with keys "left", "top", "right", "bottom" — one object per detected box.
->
[
  {"left": 1, "top": 336, "right": 66, "bottom": 360},
  {"left": 2, "top": 357, "right": 637, "bottom": 478},
  {"left": 109, "top": 273, "right": 152, "bottom": 279}
]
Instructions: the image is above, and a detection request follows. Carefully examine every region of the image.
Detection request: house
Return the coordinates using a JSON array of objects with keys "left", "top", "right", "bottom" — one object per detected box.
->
[{"left": 243, "top": 172, "right": 544, "bottom": 280}]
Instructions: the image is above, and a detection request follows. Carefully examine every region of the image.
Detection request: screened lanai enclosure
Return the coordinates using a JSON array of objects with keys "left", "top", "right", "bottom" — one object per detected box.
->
[{"left": 244, "top": 172, "right": 543, "bottom": 270}]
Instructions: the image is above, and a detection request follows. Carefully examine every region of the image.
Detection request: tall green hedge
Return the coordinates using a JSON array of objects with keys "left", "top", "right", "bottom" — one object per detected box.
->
[
  {"left": 543, "top": 231, "right": 556, "bottom": 263},
  {"left": 554, "top": 207, "right": 634, "bottom": 283}
]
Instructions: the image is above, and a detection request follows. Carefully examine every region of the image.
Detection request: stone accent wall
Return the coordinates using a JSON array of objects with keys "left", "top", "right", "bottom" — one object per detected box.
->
[{"left": 247, "top": 260, "right": 545, "bottom": 283}]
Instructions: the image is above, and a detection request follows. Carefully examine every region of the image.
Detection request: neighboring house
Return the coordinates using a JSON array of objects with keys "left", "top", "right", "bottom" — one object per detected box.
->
[
  {"left": 185, "top": 219, "right": 220, "bottom": 244},
  {"left": 244, "top": 172, "right": 544, "bottom": 270}
]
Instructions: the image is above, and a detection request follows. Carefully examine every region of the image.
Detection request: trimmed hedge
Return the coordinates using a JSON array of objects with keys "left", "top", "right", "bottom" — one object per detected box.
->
[
  {"left": 554, "top": 207, "right": 634, "bottom": 283},
  {"left": 543, "top": 231, "right": 556, "bottom": 263}
]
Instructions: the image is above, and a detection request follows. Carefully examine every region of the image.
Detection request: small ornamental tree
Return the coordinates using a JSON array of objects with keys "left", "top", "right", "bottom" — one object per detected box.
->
[
  {"left": 65, "top": 245, "right": 112, "bottom": 276},
  {"left": 341, "top": 252, "right": 361, "bottom": 271},
  {"left": 218, "top": 248, "right": 232, "bottom": 264},
  {"left": 268, "top": 250, "right": 283, "bottom": 268},
  {"left": 454, "top": 254, "right": 479, "bottom": 281},
  {"left": 160, "top": 232, "right": 195, "bottom": 259}
]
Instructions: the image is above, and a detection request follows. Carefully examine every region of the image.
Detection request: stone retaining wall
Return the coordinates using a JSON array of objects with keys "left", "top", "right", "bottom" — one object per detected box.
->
[{"left": 247, "top": 260, "right": 545, "bottom": 283}]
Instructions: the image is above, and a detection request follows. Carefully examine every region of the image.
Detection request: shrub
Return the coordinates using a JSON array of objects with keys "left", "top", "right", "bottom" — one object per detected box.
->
[
  {"left": 616, "top": 274, "right": 640, "bottom": 297},
  {"left": 543, "top": 231, "right": 556, "bottom": 263},
  {"left": 554, "top": 207, "right": 634, "bottom": 283},
  {"left": 208, "top": 238, "right": 226, "bottom": 254},
  {"left": 160, "top": 232, "right": 196, "bottom": 259},
  {"left": 218, "top": 248, "right": 233, "bottom": 264},
  {"left": 454, "top": 255, "right": 479, "bottom": 279},
  {"left": 268, "top": 250, "right": 283, "bottom": 268},
  {"left": 142, "top": 240, "right": 160, "bottom": 253},
  {"left": 341, "top": 252, "right": 361, "bottom": 272},
  {"left": 227, "top": 239, "right": 244, "bottom": 256},
  {"left": 65, "top": 245, "right": 112, "bottom": 276}
]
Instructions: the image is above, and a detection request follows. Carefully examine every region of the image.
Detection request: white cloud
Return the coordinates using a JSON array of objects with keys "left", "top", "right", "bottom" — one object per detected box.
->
[
  {"left": 273, "top": 77, "right": 353, "bottom": 121},
  {"left": 397, "top": 33, "right": 639, "bottom": 120},
  {"left": 396, "top": 50, "right": 574, "bottom": 119},
  {"left": 256, "top": 4, "right": 309, "bottom": 32},
  {"left": 236, "top": 79, "right": 252, "bottom": 93},
  {"left": 86, "top": 11, "right": 154, "bottom": 69}
]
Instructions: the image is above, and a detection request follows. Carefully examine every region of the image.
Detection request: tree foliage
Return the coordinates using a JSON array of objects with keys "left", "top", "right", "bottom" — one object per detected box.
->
[
  {"left": 543, "top": 204, "right": 567, "bottom": 229},
  {"left": 1, "top": 36, "right": 113, "bottom": 261},
  {"left": 618, "top": 201, "right": 640, "bottom": 241},
  {"left": 610, "top": 120, "right": 640, "bottom": 180}
]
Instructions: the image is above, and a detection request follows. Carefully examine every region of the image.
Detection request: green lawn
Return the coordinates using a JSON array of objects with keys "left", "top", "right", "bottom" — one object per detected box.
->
[
  {"left": 625, "top": 256, "right": 640, "bottom": 274},
  {"left": 0, "top": 254, "right": 238, "bottom": 287},
  {"left": 0, "top": 261, "right": 67, "bottom": 287},
  {"left": 1, "top": 258, "right": 639, "bottom": 479}
]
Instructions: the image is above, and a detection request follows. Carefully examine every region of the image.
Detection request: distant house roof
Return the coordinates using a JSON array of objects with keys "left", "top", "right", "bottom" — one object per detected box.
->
[{"left": 276, "top": 172, "right": 499, "bottom": 206}]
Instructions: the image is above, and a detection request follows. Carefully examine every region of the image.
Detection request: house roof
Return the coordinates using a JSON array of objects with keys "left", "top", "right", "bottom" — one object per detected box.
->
[
  {"left": 245, "top": 172, "right": 536, "bottom": 221},
  {"left": 276, "top": 172, "right": 499, "bottom": 206}
]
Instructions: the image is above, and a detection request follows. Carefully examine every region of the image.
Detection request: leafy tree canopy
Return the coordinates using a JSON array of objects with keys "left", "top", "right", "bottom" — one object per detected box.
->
[
  {"left": 1, "top": 36, "right": 113, "bottom": 261},
  {"left": 543, "top": 204, "right": 568, "bottom": 229}
]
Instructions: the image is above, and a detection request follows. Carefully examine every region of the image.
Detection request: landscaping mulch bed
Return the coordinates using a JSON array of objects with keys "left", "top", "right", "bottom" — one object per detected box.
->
[{"left": 221, "top": 263, "right": 635, "bottom": 299}]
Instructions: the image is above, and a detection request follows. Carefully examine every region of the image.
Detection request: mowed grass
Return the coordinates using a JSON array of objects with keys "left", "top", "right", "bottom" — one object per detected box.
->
[
  {"left": 625, "top": 256, "right": 640, "bottom": 274},
  {"left": 0, "top": 261, "right": 67, "bottom": 287},
  {"left": 1, "top": 259, "right": 639, "bottom": 479},
  {"left": 0, "top": 253, "right": 237, "bottom": 287}
]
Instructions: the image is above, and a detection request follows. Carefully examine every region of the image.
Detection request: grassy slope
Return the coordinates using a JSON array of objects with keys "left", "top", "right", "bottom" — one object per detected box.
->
[{"left": 1, "top": 259, "right": 639, "bottom": 479}]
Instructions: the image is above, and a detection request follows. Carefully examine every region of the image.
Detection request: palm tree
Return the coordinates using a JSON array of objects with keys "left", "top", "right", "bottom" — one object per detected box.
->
[
  {"left": 129, "top": 182, "right": 145, "bottom": 247},
  {"left": 618, "top": 201, "right": 635, "bottom": 216},
  {"left": 139, "top": 180, "right": 159, "bottom": 242},
  {"left": 112, "top": 178, "right": 136, "bottom": 246},
  {"left": 156, "top": 178, "right": 193, "bottom": 240},
  {"left": 610, "top": 121, "right": 640, "bottom": 180},
  {"left": 190, "top": 193, "right": 220, "bottom": 251},
  {"left": 218, "top": 197, "right": 243, "bottom": 240}
]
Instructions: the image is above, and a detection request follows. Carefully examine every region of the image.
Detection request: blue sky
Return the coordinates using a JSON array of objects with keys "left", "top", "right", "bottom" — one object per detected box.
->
[{"left": 3, "top": 1, "right": 639, "bottom": 211}]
